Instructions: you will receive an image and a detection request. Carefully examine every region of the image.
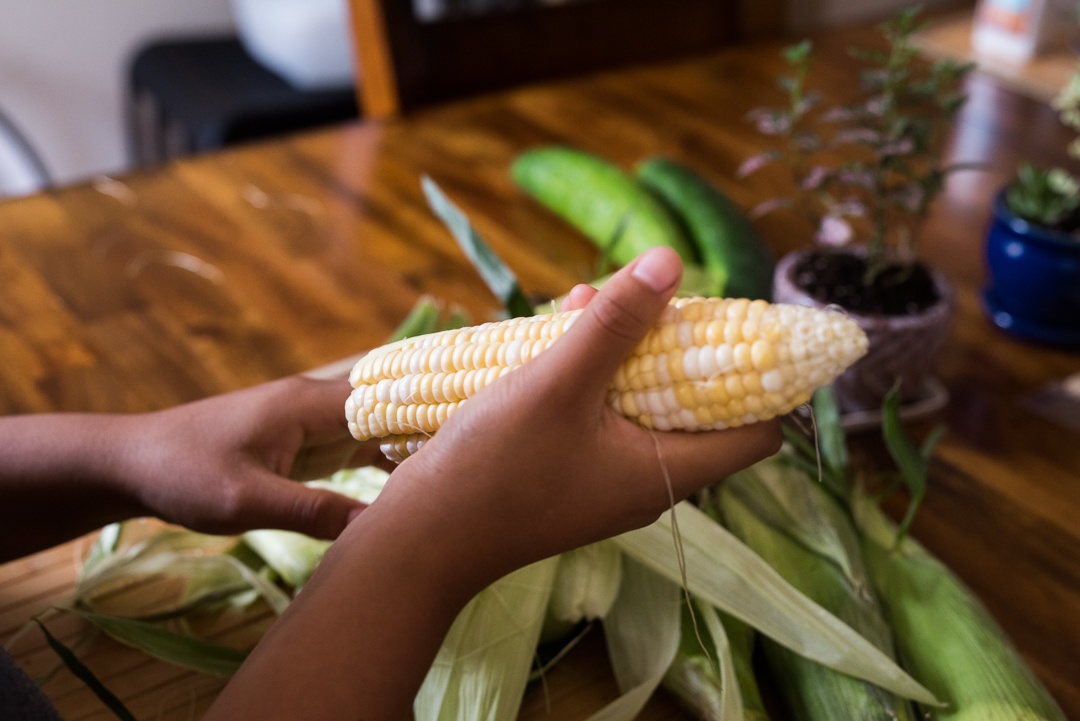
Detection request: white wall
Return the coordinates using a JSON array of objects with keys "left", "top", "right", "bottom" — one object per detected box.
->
[{"left": 0, "top": 0, "right": 235, "bottom": 193}]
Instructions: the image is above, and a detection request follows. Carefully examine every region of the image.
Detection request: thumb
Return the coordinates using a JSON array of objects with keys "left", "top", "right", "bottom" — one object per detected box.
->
[
  {"left": 242, "top": 474, "right": 366, "bottom": 540},
  {"left": 550, "top": 247, "right": 682, "bottom": 391}
]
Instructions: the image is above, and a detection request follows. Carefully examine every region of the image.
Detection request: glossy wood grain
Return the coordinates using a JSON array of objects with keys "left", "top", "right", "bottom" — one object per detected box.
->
[{"left": 1, "top": 22, "right": 1078, "bottom": 721}]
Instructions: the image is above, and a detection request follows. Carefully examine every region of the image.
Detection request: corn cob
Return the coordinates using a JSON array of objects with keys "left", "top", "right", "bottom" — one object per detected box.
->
[
  {"left": 717, "top": 461, "right": 917, "bottom": 721},
  {"left": 347, "top": 297, "right": 868, "bottom": 462},
  {"left": 855, "top": 496, "right": 1068, "bottom": 721}
]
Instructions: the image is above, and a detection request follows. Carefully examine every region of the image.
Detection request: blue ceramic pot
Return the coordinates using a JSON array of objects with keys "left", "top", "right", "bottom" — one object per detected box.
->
[{"left": 984, "top": 190, "right": 1080, "bottom": 347}]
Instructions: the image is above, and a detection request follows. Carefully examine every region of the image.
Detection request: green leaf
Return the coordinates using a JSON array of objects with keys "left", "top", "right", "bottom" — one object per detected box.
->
[
  {"left": 415, "top": 558, "right": 558, "bottom": 721},
  {"left": 718, "top": 479, "right": 916, "bottom": 720},
  {"left": 662, "top": 597, "right": 749, "bottom": 721},
  {"left": 35, "top": 618, "right": 138, "bottom": 721},
  {"left": 421, "top": 175, "right": 533, "bottom": 318},
  {"left": 853, "top": 493, "right": 1068, "bottom": 721},
  {"left": 723, "top": 459, "right": 863, "bottom": 588},
  {"left": 881, "top": 383, "right": 928, "bottom": 543},
  {"left": 585, "top": 559, "right": 682, "bottom": 721},
  {"left": 440, "top": 306, "right": 471, "bottom": 331},
  {"left": 77, "top": 541, "right": 292, "bottom": 618},
  {"left": 69, "top": 609, "right": 248, "bottom": 678},
  {"left": 242, "top": 530, "right": 330, "bottom": 589},
  {"left": 778, "top": 451, "right": 832, "bottom": 488},
  {"left": 82, "top": 522, "right": 124, "bottom": 578},
  {"left": 783, "top": 40, "right": 812, "bottom": 66},
  {"left": 920, "top": 424, "right": 947, "bottom": 462},
  {"left": 605, "top": 558, "right": 682, "bottom": 693},
  {"left": 390, "top": 296, "right": 443, "bottom": 342},
  {"left": 812, "top": 386, "right": 849, "bottom": 497},
  {"left": 614, "top": 502, "right": 938, "bottom": 705},
  {"left": 781, "top": 421, "right": 817, "bottom": 460}
]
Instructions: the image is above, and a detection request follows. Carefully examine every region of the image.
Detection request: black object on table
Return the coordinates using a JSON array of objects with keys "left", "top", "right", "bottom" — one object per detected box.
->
[{"left": 127, "top": 36, "right": 358, "bottom": 166}]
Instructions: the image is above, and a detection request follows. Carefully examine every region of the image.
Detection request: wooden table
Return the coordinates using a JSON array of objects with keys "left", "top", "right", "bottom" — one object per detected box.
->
[{"left": 2, "top": 24, "right": 1078, "bottom": 721}]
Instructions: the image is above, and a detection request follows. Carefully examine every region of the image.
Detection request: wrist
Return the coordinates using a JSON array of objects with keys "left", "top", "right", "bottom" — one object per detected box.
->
[
  {"left": 208, "top": 464, "right": 490, "bottom": 720},
  {"left": 332, "top": 467, "right": 493, "bottom": 607},
  {"left": 0, "top": 413, "right": 148, "bottom": 560},
  {"left": 96, "top": 413, "right": 157, "bottom": 518}
]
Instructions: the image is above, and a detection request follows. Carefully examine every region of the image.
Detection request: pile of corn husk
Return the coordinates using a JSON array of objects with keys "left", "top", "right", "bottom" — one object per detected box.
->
[
  {"left": 39, "top": 461, "right": 935, "bottom": 721},
  {"left": 43, "top": 396, "right": 1066, "bottom": 721}
]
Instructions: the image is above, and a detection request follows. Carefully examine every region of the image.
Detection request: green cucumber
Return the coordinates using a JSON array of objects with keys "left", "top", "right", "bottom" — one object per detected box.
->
[
  {"left": 512, "top": 146, "right": 696, "bottom": 268},
  {"left": 636, "top": 157, "right": 774, "bottom": 300}
]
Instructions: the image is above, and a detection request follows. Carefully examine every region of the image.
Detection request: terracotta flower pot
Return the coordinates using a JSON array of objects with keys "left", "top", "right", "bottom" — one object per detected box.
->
[{"left": 772, "top": 248, "right": 956, "bottom": 414}]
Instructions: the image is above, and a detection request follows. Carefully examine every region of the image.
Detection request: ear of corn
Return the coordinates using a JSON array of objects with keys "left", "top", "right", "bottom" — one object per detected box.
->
[
  {"left": 347, "top": 296, "right": 868, "bottom": 461},
  {"left": 715, "top": 459, "right": 917, "bottom": 721},
  {"left": 854, "top": 494, "right": 1068, "bottom": 721},
  {"left": 614, "top": 502, "right": 938, "bottom": 705},
  {"left": 663, "top": 603, "right": 768, "bottom": 721}
]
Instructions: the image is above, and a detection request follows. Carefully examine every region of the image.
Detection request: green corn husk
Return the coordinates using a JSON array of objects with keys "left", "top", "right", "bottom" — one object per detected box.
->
[
  {"left": 662, "top": 603, "right": 768, "bottom": 721},
  {"left": 855, "top": 494, "right": 1068, "bottom": 721},
  {"left": 542, "top": 540, "right": 623, "bottom": 642},
  {"left": 415, "top": 557, "right": 559, "bottom": 721},
  {"left": 241, "top": 467, "right": 390, "bottom": 590},
  {"left": 591, "top": 557, "right": 683, "bottom": 721},
  {"left": 614, "top": 502, "right": 936, "bottom": 705},
  {"left": 716, "top": 458, "right": 916, "bottom": 721},
  {"left": 717, "top": 611, "right": 769, "bottom": 721}
]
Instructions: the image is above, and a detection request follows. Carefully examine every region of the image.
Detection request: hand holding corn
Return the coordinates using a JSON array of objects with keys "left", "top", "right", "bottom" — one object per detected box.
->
[
  {"left": 349, "top": 249, "right": 803, "bottom": 578},
  {"left": 347, "top": 254, "right": 868, "bottom": 463},
  {"left": 0, "top": 376, "right": 389, "bottom": 563},
  {"left": 208, "top": 247, "right": 790, "bottom": 721}
]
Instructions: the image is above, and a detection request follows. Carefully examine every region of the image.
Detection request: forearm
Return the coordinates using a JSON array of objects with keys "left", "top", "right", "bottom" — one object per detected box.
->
[
  {"left": 0, "top": 414, "right": 143, "bottom": 562},
  {"left": 203, "top": 469, "right": 486, "bottom": 721}
]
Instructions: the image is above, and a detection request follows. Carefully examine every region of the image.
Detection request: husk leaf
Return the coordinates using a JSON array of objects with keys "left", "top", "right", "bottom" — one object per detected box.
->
[
  {"left": 614, "top": 501, "right": 937, "bottom": 705},
  {"left": 854, "top": 493, "right": 1068, "bottom": 721},
  {"left": 584, "top": 557, "right": 681, "bottom": 721},
  {"left": 414, "top": 557, "right": 558, "bottom": 721}
]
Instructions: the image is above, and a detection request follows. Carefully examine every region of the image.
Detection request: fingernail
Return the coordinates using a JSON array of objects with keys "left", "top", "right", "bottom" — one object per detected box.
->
[{"left": 631, "top": 248, "right": 680, "bottom": 293}]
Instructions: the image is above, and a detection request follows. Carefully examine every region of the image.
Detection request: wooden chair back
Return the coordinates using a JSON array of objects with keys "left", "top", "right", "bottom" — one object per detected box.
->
[{"left": 349, "top": 0, "right": 784, "bottom": 118}]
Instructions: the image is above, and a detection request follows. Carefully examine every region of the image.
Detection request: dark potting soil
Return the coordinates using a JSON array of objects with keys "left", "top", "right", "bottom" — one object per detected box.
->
[{"left": 792, "top": 251, "right": 940, "bottom": 316}]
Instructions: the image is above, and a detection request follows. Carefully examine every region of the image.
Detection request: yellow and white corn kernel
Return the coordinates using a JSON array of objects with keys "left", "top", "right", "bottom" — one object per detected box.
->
[{"left": 347, "top": 297, "right": 868, "bottom": 461}]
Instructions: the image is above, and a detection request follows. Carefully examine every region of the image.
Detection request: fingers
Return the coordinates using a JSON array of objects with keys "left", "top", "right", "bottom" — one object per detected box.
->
[
  {"left": 284, "top": 376, "right": 354, "bottom": 434},
  {"left": 559, "top": 284, "right": 598, "bottom": 312},
  {"left": 289, "top": 436, "right": 392, "bottom": 480},
  {"left": 544, "top": 247, "right": 682, "bottom": 396},
  {"left": 655, "top": 420, "right": 783, "bottom": 499},
  {"left": 241, "top": 473, "right": 366, "bottom": 540}
]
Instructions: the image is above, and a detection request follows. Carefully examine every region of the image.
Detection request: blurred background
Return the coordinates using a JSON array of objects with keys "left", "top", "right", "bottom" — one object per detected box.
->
[{"left": 0, "top": 0, "right": 962, "bottom": 197}]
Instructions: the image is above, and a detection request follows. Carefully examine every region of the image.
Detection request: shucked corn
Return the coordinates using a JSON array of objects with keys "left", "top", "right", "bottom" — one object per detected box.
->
[{"left": 347, "top": 297, "right": 868, "bottom": 462}]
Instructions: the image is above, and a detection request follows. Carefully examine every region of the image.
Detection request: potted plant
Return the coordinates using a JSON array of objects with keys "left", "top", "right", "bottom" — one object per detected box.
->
[
  {"left": 739, "top": 8, "right": 975, "bottom": 415},
  {"left": 983, "top": 66, "right": 1080, "bottom": 347}
]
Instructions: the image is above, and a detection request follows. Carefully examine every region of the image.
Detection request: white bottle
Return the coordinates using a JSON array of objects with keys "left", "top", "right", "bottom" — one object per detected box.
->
[{"left": 971, "top": 0, "right": 1077, "bottom": 62}]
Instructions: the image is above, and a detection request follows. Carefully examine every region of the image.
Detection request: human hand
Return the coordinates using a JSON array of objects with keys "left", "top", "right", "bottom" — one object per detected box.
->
[
  {"left": 115, "top": 376, "right": 387, "bottom": 539},
  {"left": 204, "top": 248, "right": 782, "bottom": 721},
  {"left": 375, "top": 247, "right": 783, "bottom": 593}
]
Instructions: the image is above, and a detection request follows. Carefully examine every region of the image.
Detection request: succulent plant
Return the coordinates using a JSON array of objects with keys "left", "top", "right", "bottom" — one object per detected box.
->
[{"left": 1004, "top": 66, "right": 1080, "bottom": 236}]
